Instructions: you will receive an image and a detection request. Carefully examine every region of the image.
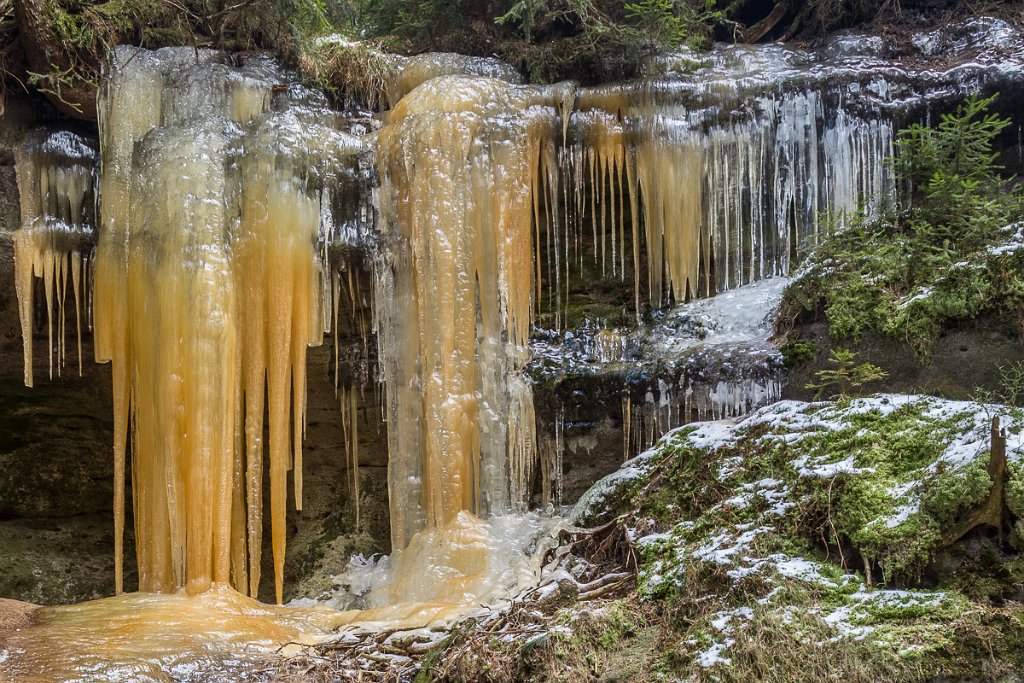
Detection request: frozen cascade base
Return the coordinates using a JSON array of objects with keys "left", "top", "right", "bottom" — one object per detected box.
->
[{"left": 0, "top": 512, "right": 564, "bottom": 682}]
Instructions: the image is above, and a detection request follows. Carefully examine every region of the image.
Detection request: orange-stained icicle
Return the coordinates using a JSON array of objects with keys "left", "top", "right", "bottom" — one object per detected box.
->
[
  {"left": 374, "top": 76, "right": 564, "bottom": 552},
  {"left": 90, "top": 46, "right": 359, "bottom": 602}
]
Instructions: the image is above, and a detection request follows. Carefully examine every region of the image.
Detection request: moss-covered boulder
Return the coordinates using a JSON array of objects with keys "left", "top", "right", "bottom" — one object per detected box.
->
[{"left": 574, "top": 394, "right": 1024, "bottom": 681}]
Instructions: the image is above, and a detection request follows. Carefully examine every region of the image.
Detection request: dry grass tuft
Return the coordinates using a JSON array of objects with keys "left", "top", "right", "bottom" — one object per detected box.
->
[{"left": 298, "top": 38, "right": 398, "bottom": 111}]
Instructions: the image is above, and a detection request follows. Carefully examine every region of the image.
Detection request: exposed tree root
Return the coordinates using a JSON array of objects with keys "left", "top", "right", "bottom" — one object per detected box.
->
[
  {"left": 265, "top": 521, "right": 638, "bottom": 682},
  {"left": 939, "top": 416, "right": 1011, "bottom": 548}
]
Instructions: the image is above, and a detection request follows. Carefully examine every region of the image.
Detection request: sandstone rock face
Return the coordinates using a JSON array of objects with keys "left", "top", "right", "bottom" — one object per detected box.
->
[
  {"left": 783, "top": 317, "right": 1024, "bottom": 403},
  {"left": 0, "top": 271, "right": 125, "bottom": 603}
]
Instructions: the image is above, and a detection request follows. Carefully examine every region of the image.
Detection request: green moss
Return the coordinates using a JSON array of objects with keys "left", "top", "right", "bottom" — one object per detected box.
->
[
  {"left": 634, "top": 437, "right": 721, "bottom": 524},
  {"left": 631, "top": 394, "right": 1020, "bottom": 601},
  {"left": 858, "top": 515, "right": 939, "bottom": 582},
  {"left": 920, "top": 455, "right": 992, "bottom": 525},
  {"left": 593, "top": 602, "right": 640, "bottom": 649},
  {"left": 780, "top": 338, "right": 817, "bottom": 368},
  {"left": 780, "top": 401, "right": 999, "bottom": 580},
  {"left": 1007, "top": 460, "right": 1024, "bottom": 519},
  {"left": 551, "top": 394, "right": 1024, "bottom": 682},
  {"left": 835, "top": 478, "right": 897, "bottom": 540},
  {"left": 48, "top": 1, "right": 98, "bottom": 50}
]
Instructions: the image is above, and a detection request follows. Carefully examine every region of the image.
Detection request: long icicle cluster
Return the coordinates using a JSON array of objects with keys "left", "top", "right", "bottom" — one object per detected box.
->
[
  {"left": 91, "top": 46, "right": 361, "bottom": 602},
  {"left": 13, "top": 129, "right": 96, "bottom": 388}
]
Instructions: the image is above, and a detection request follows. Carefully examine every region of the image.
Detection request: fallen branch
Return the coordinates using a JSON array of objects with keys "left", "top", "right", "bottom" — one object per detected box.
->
[{"left": 743, "top": 1, "right": 790, "bottom": 43}]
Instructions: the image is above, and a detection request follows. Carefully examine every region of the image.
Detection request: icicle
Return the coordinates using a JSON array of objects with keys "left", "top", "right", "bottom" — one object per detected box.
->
[
  {"left": 12, "top": 129, "right": 96, "bottom": 389},
  {"left": 374, "top": 76, "right": 563, "bottom": 550},
  {"left": 622, "top": 394, "right": 631, "bottom": 463},
  {"left": 333, "top": 270, "right": 341, "bottom": 395},
  {"left": 339, "top": 384, "right": 361, "bottom": 529},
  {"left": 93, "top": 46, "right": 362, "bottom": 602},
  {"left": 566, "top": 76, "right": 894, "bottom": 308},
  {"left": 554, "top": 404, "right": 564, "bottom": 506}
]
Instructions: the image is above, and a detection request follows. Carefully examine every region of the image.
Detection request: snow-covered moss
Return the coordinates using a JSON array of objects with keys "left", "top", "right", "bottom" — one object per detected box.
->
[
  {"left": 593, "top": 393, "right": 1024, "bottom": 679},
  {"left": 629, "top": 395, "right": 1022, "bottom": 583},
  {"left": 782, "top": 220, "right": 1024, "bottom": 363}
]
